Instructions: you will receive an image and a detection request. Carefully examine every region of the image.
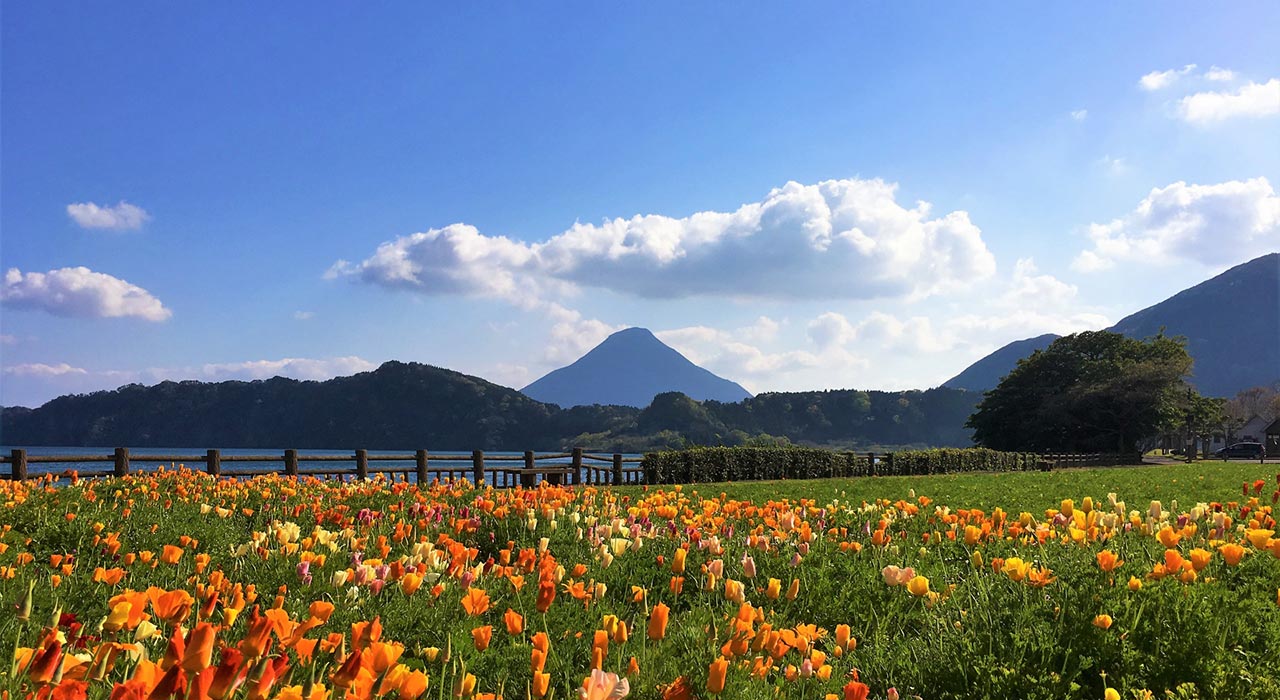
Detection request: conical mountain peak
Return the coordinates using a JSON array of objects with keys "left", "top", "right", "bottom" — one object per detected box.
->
[{"left": 522, "top": 327, "right": 752, "bottom": 408}]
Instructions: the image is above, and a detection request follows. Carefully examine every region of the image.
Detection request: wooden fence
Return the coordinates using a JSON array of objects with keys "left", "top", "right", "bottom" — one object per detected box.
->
[
  {"left": 0, "top": 448, "right": 645, "bottom": 486},
  {"left": 1, "top": 447, "right": 1137, "bottom": 486}
]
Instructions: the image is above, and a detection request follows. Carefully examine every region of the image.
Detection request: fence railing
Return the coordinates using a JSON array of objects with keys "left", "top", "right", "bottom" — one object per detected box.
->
[
  {"left": 1, "top": 448, "right": 646, "bottom": 486},
  {"left": 1, "top": 447, "right": 1138, "bottom": 487}
]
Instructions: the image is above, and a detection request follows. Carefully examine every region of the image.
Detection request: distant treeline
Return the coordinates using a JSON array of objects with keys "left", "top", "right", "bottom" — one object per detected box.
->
[{"left": 0, "top": 361, "right": 978, "bottom": 451}]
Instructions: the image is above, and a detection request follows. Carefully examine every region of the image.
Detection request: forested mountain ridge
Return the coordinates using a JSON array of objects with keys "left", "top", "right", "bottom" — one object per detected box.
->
[{"left": 2, "top": 362, "right": 978, "bottom": 450}]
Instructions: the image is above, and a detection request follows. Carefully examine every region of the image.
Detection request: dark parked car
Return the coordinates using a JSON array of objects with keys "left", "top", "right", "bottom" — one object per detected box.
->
[{"left": 1214, "top": 442, "right": 1265, "bottom": 460}]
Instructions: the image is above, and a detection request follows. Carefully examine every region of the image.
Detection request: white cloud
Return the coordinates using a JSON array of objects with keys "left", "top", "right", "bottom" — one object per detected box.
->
[
  {"left": 2, "top": 267, "right": 172, "bottom": 321},
  {"left": 1139, "top": 64, "right": 1197, "bottom": 91},
  {"left": 1072, "top": 178, "right": 1280, "bottom": 271},
  {"left": 657, "top": 321, "right": 825, "bottom": 391},
  {"left": 806, "top": 312, "right": 857, "bottom": 349},
  {"left": 3, "top": 356, "right": 382, "bottom": 407},
  {"left": 98, "top": 356, "right": 379, "bottom": 384},
  {"left": 1177, "top": 79, "right": 1280, "bottom": 124},
  {"left": 1096, "top": 155, "right": 1128, "bottom": 176},
  {"left": 294, "top": 311, "right": 316, "bottom": 320},
  {"left": 488, "top": 363, "right": 531, "bottom": 389},
  {"left": 809, "top": 311, "right": 955, "bottom": 354},
  {"left": 330, "top": 178, "right": 997, "bottom": 304},
  {"left": 191, "top": 356, "right": 377, "bottom": 381},
  {"left": 739, "top": 316, "right": 781, "bottom": 343},
  {"left": 0, "top": 334, "right": 16, "bottom": 345},
  {"left": 3, "top": 362, "right": 89, "bottom": 377},
  {"left": 1004, "top": 258, "right": 1078, "bottom": 308},
  {"left": 66, "top": 201, "right": 150, "bottom": 230},
  {"left": 542, "top": 303, "right": 624, "bottom": 365},
  {"left": 1204, "top": 66, "right": 1236, "bottom": 82},
  {"left": 1070, "top": 109, "right": 1088, "bottom": 121}
]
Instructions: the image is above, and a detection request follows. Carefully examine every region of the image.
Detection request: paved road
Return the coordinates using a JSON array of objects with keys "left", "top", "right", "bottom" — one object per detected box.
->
[{"left": 1144, "top": 455, "right": 1280, "bottom": 465}]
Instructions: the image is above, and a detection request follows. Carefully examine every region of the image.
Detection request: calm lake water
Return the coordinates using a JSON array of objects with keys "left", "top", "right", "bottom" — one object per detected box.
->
[{"left": 0, "top": 446, "right": 641, "bottom": 485}]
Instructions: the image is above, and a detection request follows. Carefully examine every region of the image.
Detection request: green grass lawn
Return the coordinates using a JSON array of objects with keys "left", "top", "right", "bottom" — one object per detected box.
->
[{"left": 661, "top": 460, "right": 1275, "bottom": 512}]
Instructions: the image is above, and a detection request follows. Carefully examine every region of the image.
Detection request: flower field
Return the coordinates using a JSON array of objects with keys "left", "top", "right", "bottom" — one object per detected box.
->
[{"left": 2, "top": 463, "right": 1279, "bottom": 700}]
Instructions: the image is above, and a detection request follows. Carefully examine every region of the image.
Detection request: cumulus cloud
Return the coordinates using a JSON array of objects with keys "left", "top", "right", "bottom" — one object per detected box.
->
[
  {"left": 1003, "top": 258, "right": 1079, "bottom": 308},
  {"left": 2, "top": 267, "right": 172, "bottom": 321},
  {"left": 194, "top": 357, "right": 377, "bottom": 381},
  {"left": 1139, "top": 64, "right": 1197, "bottom": 91},
  {"left": 657, "top": 319, "right": 824, "bottom": 390},
  {"left": 3, "top": 363, "right": 89, "bottom": 377},
  {"left": 1072, "top": 178, "right": 1280, "bottom": 272},
  {"left": 330, "top": 178, "right": 997, "bottom": 304},
  {"left": 66, "top": 201, "right": 150, "bottom": 230},
  {"left": 809, "top": 311, "right": 955, "bottom": 354},
  {"left": 1204, "top": 66, "right": 1237, "bottom": 82},
  {"left": 807, "top": 312, "right": 857, "bottom": 349},
  {"left": 542, "top": 303, "right": 624, "bottom": 364},
  {"left": 1070, "top": 109, "right": 1088, "bottom": 121},
  {"left": 103, "top": 356, "right": 378, "bottom": 384},
  {"left": 1177, "top": 79, "right": 1280, "bottom": 124}
]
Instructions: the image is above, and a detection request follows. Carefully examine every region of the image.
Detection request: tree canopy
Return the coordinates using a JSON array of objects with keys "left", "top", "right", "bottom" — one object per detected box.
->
[{"left": 967, "top": 331, "right": 1195, "bottom": 453}]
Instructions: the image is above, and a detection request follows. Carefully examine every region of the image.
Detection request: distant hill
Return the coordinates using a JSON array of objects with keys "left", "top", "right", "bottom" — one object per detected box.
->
[
  {"left": 2, "top": 358, "right": 977, "bottom": 450},
  {"left": 943, "top": 253, "right": 1280, "bottom": 396},
  {"left": 943, "top": 334, "right": 1060, "bottom": 392},
  {"left": 521, "top": 327, "right": 753, "bottom": 408},
  {"left": 0, "top": 361, "right": 610, "bottom": 449}
]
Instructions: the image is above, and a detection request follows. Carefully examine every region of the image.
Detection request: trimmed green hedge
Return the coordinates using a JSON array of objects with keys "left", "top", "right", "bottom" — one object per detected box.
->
[
  {"left": 641, "top": 446, "right": 1040, "bottom": 484},
  {"left": 876, "top": 448, "right": 1038, "bottom": 475}
]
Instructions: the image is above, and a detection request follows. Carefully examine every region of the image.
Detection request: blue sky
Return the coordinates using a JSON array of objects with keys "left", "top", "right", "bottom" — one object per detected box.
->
[{"left": 3, "top": 3, "right": 1279, "bottom": 407}]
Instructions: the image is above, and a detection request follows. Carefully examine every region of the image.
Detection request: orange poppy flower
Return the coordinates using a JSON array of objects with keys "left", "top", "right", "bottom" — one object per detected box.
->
[
  {"left": 471, "top": 626, "right": 492, "bottom": 652},
  {"left": 706, "top": 656, "right": 729, "bottom": 694},
  {"left": 648, "top": 602, "right": 670, "bottom": 640},
  {"left": 149, "top": 588, "right": 196, "bottom": 625},
  {"left": 181, "top": 623, "right": 218, "bottom": 673},
  {"left": 536, "top": 580, "right": 556, "bottom": 613},
  {"left": 461, "top": 587, "right": 491, "bottom": 616},
  {"left": 1096, "top": 550, "right": 1124, "bottom": 573},
  {"left": 503, "top": 609, "right": 523, "bottom": 635},
  {"left": 532, "top": 671, "right": 551, "bottom": 698},
  {"left": 160, "top": 545, "right": 184, "bottom": 566}
]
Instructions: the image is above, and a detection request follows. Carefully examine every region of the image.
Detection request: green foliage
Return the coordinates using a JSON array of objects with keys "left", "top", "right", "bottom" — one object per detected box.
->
[
  {"left": 642, "top": 446, "right": 868, "bottom": 483},
  {"left": 875, "top": 447, "right": 1039, "bottom": 475},
  {"left": 968, "top": 331, "right": 1195, "bottom": 453},
  {"left": 641, "top": 446, "right": 1041, "bottom": 484}
]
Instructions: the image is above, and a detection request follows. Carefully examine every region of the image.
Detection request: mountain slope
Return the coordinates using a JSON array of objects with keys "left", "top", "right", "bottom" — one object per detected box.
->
[
  {"left": 521, "top": 327, "right": 753, "bottom": 408},
  {"left": 943, "top": 253, "right": 1280, "bottom": 396},
  {"left": 0, "top": 361, "right": 579, "bottom": 449},
  {"left": 942, "top": 334, "right": 1060, "bottom": 392}
]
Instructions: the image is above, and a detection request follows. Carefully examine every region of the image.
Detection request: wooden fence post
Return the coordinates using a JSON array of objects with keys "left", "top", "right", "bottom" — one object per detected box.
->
[
  {"left": 571, "top": 447, "right": 583, "bottom": 486},
  {"left": 114, "top": 448, "right": 130, "bottom": 478},
  {"left": 884, "top": 452, "right": 894, "bottom": 475},
  {"left": 206, "top": 449, "right": 221, "bottom": 477},
  {"left": 867, "top": 452, "right": 876, "bottom": 476},
  {"left": 416, "top": 450, "right": 428, "bottom": 484},
  {"left": 612, "top": 453, "right": 623, "bottom": 485},
  {"left": 471, "top": 450, "right": 485, "bottom": 486},
  {"left": 521, "top": 450, "right": 536, "bottom": 488},
  {"left": 10, "top": 449, "right": 26, "bottom": 481},
  {"left": 355, "top": 450, "right": 368, "bottom": 480},
  {"left": 284, "top": 449, "right": 298, "bottom": 477}
]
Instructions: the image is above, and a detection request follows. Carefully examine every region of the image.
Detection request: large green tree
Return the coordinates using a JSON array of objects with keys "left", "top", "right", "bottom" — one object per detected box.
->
[{"left": 967, "top": 331, "right": 1195, "bottom": 453}]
